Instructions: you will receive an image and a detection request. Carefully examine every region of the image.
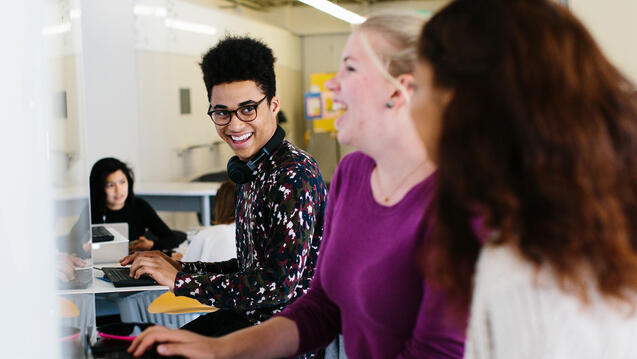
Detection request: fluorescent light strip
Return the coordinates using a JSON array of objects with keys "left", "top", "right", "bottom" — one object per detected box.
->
[
  {"left": 164, "top": 18, "right": 217, "bottom": 36},
  {"left": 298, "top": 0, "right": 365, "bottom": 24},
  {"left": 133, "top": 5, "right": 167, "bottom": 17},
  {"left": 132, "top": 5, "right": 216, "bottom": 36}
]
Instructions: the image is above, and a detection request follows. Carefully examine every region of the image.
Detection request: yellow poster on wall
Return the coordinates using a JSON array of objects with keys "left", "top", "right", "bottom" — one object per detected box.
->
[
  {"left": 306, "top": 73, "right": 343, "bottom": 133},
  {"left": 310, "top": 73, "right": 336, "bottom": 92}
]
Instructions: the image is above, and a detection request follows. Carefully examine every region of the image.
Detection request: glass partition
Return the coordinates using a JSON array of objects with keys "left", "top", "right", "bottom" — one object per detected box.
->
[{"left": 44, "top": 0, "right": 94, "bottom": 357}]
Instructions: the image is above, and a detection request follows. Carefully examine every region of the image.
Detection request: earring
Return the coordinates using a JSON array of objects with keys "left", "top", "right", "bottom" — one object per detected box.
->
[{"left": 385, "top": 100, "right": 394, "bottom": 109}]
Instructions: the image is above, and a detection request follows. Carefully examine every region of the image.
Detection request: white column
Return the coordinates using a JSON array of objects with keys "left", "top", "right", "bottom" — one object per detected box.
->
[{"left": 0, "top": 0, "right": 59, "bottom": 357}]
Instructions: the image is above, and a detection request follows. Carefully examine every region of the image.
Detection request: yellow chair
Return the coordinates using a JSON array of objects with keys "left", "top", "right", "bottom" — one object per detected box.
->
[
  {"left": 59, "top": 296, "right": 80, "bottom": 318},
  {"left": 148, "top": 291, "right": 217, "bottom": 315}
]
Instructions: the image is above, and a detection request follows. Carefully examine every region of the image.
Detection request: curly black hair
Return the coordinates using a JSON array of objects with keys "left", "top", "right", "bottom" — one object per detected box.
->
[{"left": 200, "top": 36, "right": 277, "bottom": 102}]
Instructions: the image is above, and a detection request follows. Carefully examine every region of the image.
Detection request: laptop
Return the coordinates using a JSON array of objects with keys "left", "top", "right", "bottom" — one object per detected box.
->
[
  {"left": 92, "top": 225, "right": 114, "bottom": 243},
  {"left": 92, "top": 223, "right": 129, "bottom": 264},
  {"left": 100, "top": 267, "right": 157, "bottom": 287}
]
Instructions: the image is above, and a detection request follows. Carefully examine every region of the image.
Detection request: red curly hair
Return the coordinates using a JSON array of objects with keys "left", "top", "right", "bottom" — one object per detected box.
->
[{"left": 419, "top": 0, "right": 637, "bottom": 313}]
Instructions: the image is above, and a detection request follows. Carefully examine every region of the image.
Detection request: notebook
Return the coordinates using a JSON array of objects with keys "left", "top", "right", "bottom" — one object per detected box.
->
[{"left": 100, "top": 267, "right": 157, "bottom": 287}]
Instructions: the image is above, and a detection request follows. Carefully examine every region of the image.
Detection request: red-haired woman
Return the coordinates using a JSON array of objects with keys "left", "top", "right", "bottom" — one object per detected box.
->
[{"left": 411, "top": 0, "right": 637, "bottom": 357}]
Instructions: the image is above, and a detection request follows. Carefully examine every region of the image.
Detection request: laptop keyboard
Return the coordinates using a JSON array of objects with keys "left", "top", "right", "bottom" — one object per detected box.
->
[
  {"left": 92, "top": 226, "right": 114, "bottom": 242},
  {"left": 101, "top": 267, "right": 157, "bottom": 287}
]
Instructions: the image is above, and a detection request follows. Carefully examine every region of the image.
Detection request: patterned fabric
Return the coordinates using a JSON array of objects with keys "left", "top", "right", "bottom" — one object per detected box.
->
[{"left": 174, "top": 140, "right": 327, "bottom": 326}]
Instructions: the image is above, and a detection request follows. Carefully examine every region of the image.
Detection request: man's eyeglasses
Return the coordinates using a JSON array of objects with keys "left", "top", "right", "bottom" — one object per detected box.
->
[{"left": 207, "top": 95, "right": 268, "bottom": 126}]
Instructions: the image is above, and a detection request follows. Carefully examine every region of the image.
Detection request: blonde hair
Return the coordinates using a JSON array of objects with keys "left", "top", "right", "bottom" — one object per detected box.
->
[
  {"left": 357, "top": 12, "right": 426, "bottom": 104},
  {"left": 358, "top": 12, "right": 426, "bottom": 78}
]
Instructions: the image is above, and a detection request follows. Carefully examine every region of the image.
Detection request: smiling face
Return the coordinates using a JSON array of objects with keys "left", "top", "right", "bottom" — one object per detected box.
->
[
  {"left": 210, "top": 80, "right": 280, "bottom": 161},
  {"left": 104, "top": 169, "right": 128, "bottom": 210},
  {"left": 325, "top": 30, "right": 394, "bottom": 149}
]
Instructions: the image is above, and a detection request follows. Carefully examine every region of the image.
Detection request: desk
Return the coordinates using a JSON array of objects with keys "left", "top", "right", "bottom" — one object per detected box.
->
[
  {"left": 54, "top": 182, "right": 221, "bottom": 226},
  {"left": 57, "top": 264, "right": 169, "bottom": 295},
  {"left": 57, "top": 264, "right": 170, "bottom": 355},
  {"left": 136, "top": 182, "right": 221, "bottom": 226}
]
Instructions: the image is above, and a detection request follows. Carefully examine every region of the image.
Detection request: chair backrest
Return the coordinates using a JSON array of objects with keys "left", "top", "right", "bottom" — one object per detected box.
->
[{"left": 117, "top": 290, "right": 211, "bottom": 329}]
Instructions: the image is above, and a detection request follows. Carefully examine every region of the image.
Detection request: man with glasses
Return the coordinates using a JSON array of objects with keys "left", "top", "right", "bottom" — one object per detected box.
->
[{"left": 121, "top": 36, "right": 327, "bottom": 356}]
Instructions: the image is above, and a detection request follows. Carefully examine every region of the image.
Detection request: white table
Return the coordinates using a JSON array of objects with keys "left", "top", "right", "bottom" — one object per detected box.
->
[
  {"left": 57, "top": 263, "right": 170, "bottom": 349},
  {"left": 57, "top": 263, "right": 169, "bottom": 295},
  {"left": 136, "top": 182, "right": 221, "bottom": 226}
]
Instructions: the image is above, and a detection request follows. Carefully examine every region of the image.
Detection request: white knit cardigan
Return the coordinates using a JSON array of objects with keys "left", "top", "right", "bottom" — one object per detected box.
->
[{"left": 464, "top": 245, "right": 637, "bottom": 359}]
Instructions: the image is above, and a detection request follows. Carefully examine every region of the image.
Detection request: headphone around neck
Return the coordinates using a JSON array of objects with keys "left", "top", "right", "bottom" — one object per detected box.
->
[{"left": 227, "top": 125, "right": 286, "bottom": 184}]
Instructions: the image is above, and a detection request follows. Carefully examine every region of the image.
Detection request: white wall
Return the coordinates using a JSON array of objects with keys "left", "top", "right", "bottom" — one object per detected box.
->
[
  {"left": 571, "top": 0, "right": 637, "bottom": 83},
  {"left": 81, "top": 0, "right": 142, "bottom": 174}
]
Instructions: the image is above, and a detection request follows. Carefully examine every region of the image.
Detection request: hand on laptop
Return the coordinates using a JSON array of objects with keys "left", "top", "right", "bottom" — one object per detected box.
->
[
  {"left": 128, "top": 325, "right": 223, "bottom": 359},
  {"left": 120, "top": 251, "right": 183, "bottom": 291},
  {"left": 120, "top": 250, "right": 181, "bottom": 268}
]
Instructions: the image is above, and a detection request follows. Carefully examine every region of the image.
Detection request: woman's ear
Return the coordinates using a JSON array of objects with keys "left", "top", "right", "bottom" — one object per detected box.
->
[{"left": 388, "top": 73, "right": 415, "bottom": 107}]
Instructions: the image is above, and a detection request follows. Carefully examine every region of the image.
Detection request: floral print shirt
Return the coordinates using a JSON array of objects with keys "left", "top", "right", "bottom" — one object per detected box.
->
[{"left": 174, "top": 140, "right": 327, "bottom": 325}]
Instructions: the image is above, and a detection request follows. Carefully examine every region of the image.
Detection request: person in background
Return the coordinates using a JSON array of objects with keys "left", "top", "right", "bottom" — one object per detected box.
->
[
  {"left": 177, "top": 180, "right": 237, "bottom": 263},
  {"left": 412, "top": 0, "right": 637, "bottom": 357},
  {"left": 127, "top": 13, "right": 465, "bottom": 359},
  {"left": 89, "top": 157, "right": 181, "bottom": 252},
  {"left": 121, "top": 36, "right": 328, "bottom": 358}
]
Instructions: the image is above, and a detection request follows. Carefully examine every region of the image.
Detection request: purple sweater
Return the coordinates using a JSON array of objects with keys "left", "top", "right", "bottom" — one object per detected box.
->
[{"left": 277, "top": 152, "right": 465, "bottom": 358}]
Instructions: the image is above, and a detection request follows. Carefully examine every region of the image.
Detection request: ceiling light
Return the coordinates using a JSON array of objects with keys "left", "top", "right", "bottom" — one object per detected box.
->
[
  {"left": 164, "top": 18, "right": 217, "bottom": 36},
  {"left": 133, "top": 5, "right": 167, "bottom": 17},
  {"left": 297, "top": 0, "right": 366, "bottom": 24}
]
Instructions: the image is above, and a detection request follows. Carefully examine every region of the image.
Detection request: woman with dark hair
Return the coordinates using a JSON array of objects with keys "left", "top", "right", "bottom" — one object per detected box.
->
[
  {"left": 411, "top": 0, "right": 637, "bottom": 357},
  {"left": 89, "top": 157, "right": 180, "bottom": 252}
]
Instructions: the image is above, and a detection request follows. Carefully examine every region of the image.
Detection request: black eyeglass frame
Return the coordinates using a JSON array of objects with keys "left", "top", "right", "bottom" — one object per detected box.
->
[{"left": 207, "top": 95, "right": 268, "bottom": 126}]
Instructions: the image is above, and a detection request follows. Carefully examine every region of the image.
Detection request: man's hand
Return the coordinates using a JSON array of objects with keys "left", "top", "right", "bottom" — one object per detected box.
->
[
  {"left": 129, "top": 236, "right": 154, "bottom": 252},
  {"left": 120, "top": 251, "right": 182, "bottom": 291},
  {"left": 128, "top": 326, "right": 226, "bottom": 359},
  {"left": 120, "top": 250, "right": 181, "bottom": 268}
]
